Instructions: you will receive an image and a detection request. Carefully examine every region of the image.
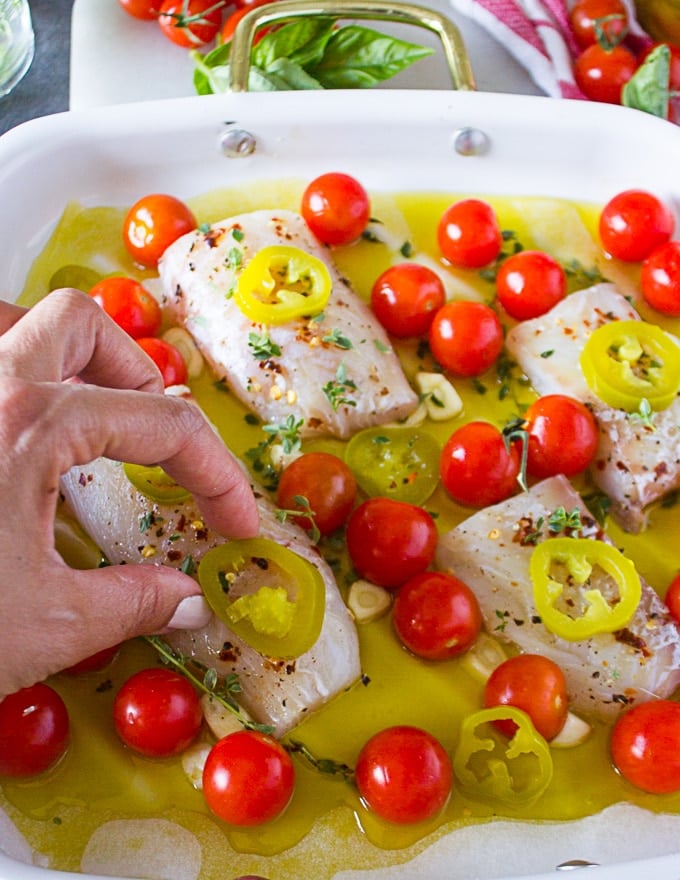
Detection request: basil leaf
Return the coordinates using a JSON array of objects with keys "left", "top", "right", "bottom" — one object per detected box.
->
[
  {"left": 622, "top": 43, "right": 670, "bottom": 120},
  {"left": 253, "top": 18, "right": 335, "bottom": 70},
  {"left": 266, "top": 57, "right": 324, "bottom": 90},
  {"left": 192, "top": 44, "right": 231, "bottom": 96},
  {"left": 307, "top": 26, "right": 434, "bottom": 89}
]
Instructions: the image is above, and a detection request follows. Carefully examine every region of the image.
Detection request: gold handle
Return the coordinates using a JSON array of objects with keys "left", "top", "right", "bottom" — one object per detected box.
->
[{"left": 228, "top": 0, "right": 476, "bottom": 92}]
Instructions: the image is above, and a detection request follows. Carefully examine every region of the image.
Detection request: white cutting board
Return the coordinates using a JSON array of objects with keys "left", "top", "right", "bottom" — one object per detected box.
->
[{"left": 69, "top": 0, "right": 541, "bottom": 109}]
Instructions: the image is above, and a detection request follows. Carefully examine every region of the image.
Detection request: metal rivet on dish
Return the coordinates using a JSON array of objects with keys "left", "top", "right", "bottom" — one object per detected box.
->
[
  {"left": 452, "top": 127, "right": 490, "bottom": 156},
  {"left": 555, "top": 860, "right": 601, "bottom": 871},
  {"left": 220, "top": 128, "right": 257, "bottom": 158}
]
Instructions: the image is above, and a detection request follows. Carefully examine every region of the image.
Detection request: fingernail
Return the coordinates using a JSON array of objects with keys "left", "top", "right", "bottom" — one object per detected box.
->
[{"left": 167, "top": 595, "right": 212, "bottom": 630}]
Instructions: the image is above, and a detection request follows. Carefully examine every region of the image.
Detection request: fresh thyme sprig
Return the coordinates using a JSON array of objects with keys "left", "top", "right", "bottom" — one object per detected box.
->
[
  {"left": 276, "top": 495, "right": 322, "bottom": 544},
  {"left": 144, "top": 635, "right": 274, "bottom": 735},
  {"left": 286, "top": 740, "right": 355, "bottom": 780}
]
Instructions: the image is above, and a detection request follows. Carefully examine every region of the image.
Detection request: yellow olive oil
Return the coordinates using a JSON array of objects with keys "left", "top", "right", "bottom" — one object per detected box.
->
[{"left": 4, "top": 183, "right": 680, "bottom": 879}]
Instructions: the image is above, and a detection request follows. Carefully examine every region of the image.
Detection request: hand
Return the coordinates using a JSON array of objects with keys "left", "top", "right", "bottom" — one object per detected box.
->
[{"left": 0, "top": 289, "right": 259, "bottom": 696}]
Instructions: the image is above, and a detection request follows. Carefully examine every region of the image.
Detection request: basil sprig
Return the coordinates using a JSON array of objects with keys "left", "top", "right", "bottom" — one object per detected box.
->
[
  {"left": 193, "top": 18, "right": 433, "bottom": 93},
  {"left": 622, "top": 43, "right": 672, "bottom": 120}
]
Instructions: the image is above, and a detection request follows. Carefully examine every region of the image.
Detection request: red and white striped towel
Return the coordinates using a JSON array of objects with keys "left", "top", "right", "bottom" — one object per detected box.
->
[{"left": 447, "top": 0, "right": 653, "bottom": 98}]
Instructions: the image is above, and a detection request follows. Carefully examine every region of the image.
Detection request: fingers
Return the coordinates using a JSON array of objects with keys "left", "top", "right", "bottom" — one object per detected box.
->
[
  {"left": 2, "top": 378, "right": 258, "bottom": 538},
  {"left": 0, "top": 288, "right": 164, "bottom": 393},
  {"left": 0, "top": 559, "right": 213, "bottom": 696}
]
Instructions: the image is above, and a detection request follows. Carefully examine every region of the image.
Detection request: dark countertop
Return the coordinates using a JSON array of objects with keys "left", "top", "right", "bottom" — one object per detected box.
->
[{"left": 0, "top": 0, "right": 76, "bottom": 136}]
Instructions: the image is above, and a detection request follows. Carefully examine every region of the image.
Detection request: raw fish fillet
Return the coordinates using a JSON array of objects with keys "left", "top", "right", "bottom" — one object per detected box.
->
[
  {"left": 436, "top": 475, "right": 680, "bottom": 720},
  {"left": 60, "top": 458, "right": 361, "bottom": 737},
  {"left": 506, "top": 284, "right": 680, "bottom": 532},
  {"left": 158, "top": 210, "right": 419, "bottom": 438}
]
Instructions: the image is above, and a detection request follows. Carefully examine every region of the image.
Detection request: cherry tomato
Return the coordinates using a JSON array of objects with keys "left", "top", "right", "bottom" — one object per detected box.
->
[
  {"left": 158, "top": 0, "right": 225, "bottom": 48},
  {"left": 393, "top": 571, "right": 482, "bottom": 661},
  {"left": 136, "top": 337, "right": 189, "bottom": 387},
  {"left": 301, "top": 172, "right": 371, "bottom": 246},
  {"left": 0, "top": 683, "right": 70, "bottom": 777},
  {"left": 665, "top": 572, "right": 680, "bottom": 623},
  {"left": 118, "top": 0, "right": 163, "bottom": 18},
  {"left": 355, "top": 725, "right": 452, "bottom": 824},
  {"left": 568, "top": 0, "right": 628, "bottom": 49},
  {"left": 611, "top": 699, "right": 680, "bottom": 793},
  {"left": 484, "top": 654, "right": 568, "bottom": 741},
  {"left": 220, "top": 0, "right": 275, "bottom": 43},
  {"left": 345, "top": 497, "right": 438, "bottom": 590},
  {"left": 89, "top": 277, "right": 162, "bottom": 339},
  {"left": 113, "top": 668, "right": 202, "bottom": 758},
  {"left": 440, "top": 421, "right": 521, "bottom": 508},
  {"left": 495, "top": 250, "right": 567, "bottom": 320},
  {"left": 429, "top": 301, "right": 503, "bottom": 377},
  {"left": 276, "top": 451, "right": 357, "bottom": 537},
  {"left": 574, "top": 43, "right": 639, "bottom": 104},
  {"left": 641, "top": 240, "right": 680, "bottom": 315},
  {"left": 370, "top": 263, "right": 446, "bottom": 338},
  {"left": 599, "top": 189, "right": 675, "bottom": 262},
  {"left": 202, "top": 730, "right": 295, "bottom": 825},
  {"left": 123, "top": 193, "right": 197, "bottom": 266},
  {"left": 437, "top": 199, "right": 502, "bottom": 269},
  {"left": 62, "top": 644, "right": 122, "bottom": 675},
  {"left": 523, "top": 394, "right": 599, "bottom": 479}
]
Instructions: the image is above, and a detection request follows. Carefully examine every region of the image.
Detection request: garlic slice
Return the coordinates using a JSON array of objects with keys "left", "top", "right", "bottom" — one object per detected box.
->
[
  {"left": 415, "top": 372, "right": 463, "bottom": 421},
  {"left": 348, "top": 579, "right": 392, "bottom": 624}
]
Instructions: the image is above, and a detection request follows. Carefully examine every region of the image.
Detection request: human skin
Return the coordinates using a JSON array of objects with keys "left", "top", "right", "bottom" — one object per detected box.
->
[{"left": 0, "top": 289, "right": 258, "bottom": 696}]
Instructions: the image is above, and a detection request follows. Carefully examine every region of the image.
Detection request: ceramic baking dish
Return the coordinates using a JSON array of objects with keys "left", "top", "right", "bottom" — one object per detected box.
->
[{"left": 2, "top": 4, "right": 680, "bottom": 878}]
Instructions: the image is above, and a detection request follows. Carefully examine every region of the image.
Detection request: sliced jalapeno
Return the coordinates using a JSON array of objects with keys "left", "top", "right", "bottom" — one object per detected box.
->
[
  {"left": 123, "top": 463, "right": 191, "bottom": 504},
  {"left": 234, "top": 245, "right": 332, "bottom": 325},
  {"left": 198, "top": 537, "right": 325, "bottom": 659}
]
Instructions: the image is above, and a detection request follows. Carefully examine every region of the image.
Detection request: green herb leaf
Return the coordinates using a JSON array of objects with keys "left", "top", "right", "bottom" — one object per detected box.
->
[
  {"left": 622, "top": 43, "right": 670, "bottom": 120},
  {"left": 253, "top": 18, "right": 335, "bottom": 70},
  {"left": 307, "top": 25, "right": 433, "bottom": 88}
]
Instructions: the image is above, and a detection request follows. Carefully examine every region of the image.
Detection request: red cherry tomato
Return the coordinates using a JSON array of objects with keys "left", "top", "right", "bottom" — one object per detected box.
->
[
  {"left": 429, "top": 301, "right": 504, "bottom": 377},
  {"left": 665, "top": 572, "right": 680, "bottom": 623},
  {"left": 439, "top": 420, "right": 521, "bottom": 508},
  {"left": 136, "top": 337, "right": 189, "bottom": 387},
  {"left": 392, "top": 571, "right": 482, "bottom": 661},
  {"left": 301, "top": 172, "right": 371, "bottom": 246},
  {"left": 345, "top": 497, "right": 438, "bottom": 590},
  {"left": 599, "top": 189, "right": 675, "bottom": 262},
  {"left": 495, "top": 250, "right": 567, "bottom": 320},
  {"left": 355, "top": 725, "right": 453, "bottom": 824},
  {"left": 523, "top": 394, "right": 599, "bottom": 479},
  {"left": 611, "top": 700, "right": 680, "bottom": 793},
  {"left": 158, "top": 0, "right": 225, "bottom": 48},
  {"left": 113, "top": 668, "right": 202, "bottom": 758},
  {"left": 118, "top": 0, "right": 163, "bottom": 18},
  {"left": 568, "top": 0, "right": 628, "bottom": 49},
  {"left": 0, "top": 683, "right": 70, "bottom": 777},
  {"left": 574, "top": 43, "right": 639, "bottom": 104},
  {"left": 370, "top": 263, "right": 446, "bottom": 338},
  {"left": 62, "top": 644, "right": 122, "bottom": 675},
  {"left": 89, "top": 277, "right": 162, "bottom": 339},
  {"left": 276, "top": 451, "right": 357, "bottom": 537},
  {"left": 437, "top": 199, "right": 502, "bottom": 269},
  {"left": 484, "top": 654, "right": 568, "bottom": 741},
  {"left": 220, "top": 0, "right": 274, "bottom": 43},
  {"left": 641, "top": 240, "right": 680, "bottom": 315},
  {"left": 202, "top": 730, "right": 295, "bottom": 825},
  {"left": 123, "top": 193, "right": 197, "bottom": 267}
]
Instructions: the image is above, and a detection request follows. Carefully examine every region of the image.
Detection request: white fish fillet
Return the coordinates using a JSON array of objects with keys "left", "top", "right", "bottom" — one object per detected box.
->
[
  {"left": 158, "top": 210, "right": 419, "bottom": 439},
  {"left": 436, "top": 475, "right": 680, "bottom": 720},
  {"left": 60, "top": 459, "right": 361, "bottom": 737},
  {"left": 506, "top": 284, "right": 680, "bottom": 532}
]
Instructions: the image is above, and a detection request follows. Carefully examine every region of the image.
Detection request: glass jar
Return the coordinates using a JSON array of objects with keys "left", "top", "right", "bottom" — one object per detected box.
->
[{"left": 0, "top": 0, "right": 34, "bottom": 98}]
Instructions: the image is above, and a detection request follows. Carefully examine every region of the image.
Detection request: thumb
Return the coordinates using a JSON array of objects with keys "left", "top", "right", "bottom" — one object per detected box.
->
[
  {"left": 68, "top": 562, "right": 213, "bottom": 648},
  {"left": 0, "top": 562, "right": 213, "bottom": 697}
]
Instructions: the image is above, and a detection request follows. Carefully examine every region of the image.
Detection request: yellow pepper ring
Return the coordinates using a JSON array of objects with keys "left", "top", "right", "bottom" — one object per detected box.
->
[
  {"left": 234, "top": 245, "right": 332, "bottom": 325},
  {"left": 579, "top": 319, "right": 680, "bottom": 412},
  {"left": 530, "top": 537, "right": 641, "bottom": 642},
  {"left": 123, "top": 463, "right": 191, "bottom": 504},
  {"left": 453, "top": 706, "right": 553, "bottom": 806},
  {"left": 198, "top": 537, "right": 326, "bottom": 659}
]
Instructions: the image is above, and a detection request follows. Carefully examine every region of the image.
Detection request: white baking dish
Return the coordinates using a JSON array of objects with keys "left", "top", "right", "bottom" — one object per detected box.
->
[{"left": 2, "top": 84, "right": 680, "bottom": 880}]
